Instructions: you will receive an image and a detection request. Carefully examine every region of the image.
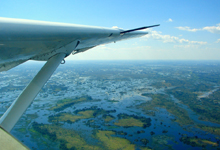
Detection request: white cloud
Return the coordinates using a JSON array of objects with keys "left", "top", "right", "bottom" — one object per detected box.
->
[
  {"left": 176, "top": 23, "right": 220, "bottom": 34},
  {"left": 144, "top": 30, "right": 207, "bottom": 45},
  {"left": 176, "top": 26, "right": 200, "bottom": 32},
  {"left": 167, "top": 18, "right": 173, "bottom": 22},
  {"left": 215, "top": 39, "right": 220, "bottom": 43},
  {"left": 95, "top": 44, "right": 112, "bottom": 50},
  {"left": 203, "top": 23, "right": 220, "bottom": 34},
  {"left": 112, "top": 26, "right": 119, "bottom": 29},
  {"left": 174, "top": 45, "right": 199, "bottom": 49}
]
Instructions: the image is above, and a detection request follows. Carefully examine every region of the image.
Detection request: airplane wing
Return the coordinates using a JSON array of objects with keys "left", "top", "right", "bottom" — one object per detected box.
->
[
  {"left": 0, "top": 17, "right": 159, "bottom": 72},
  {"left": 0, "top": 17, "right": 159, "bottom": 133}
]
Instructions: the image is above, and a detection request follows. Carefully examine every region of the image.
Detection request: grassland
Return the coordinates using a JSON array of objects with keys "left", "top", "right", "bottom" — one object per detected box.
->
[
  {"left": 31, "top": 122, "right": 139, "bottom": 150},
  {"left": 138, "top": 93, "right": 194, "bottom": 125},
  {"left": 102, "top": 114, "right": 115, "bottom": 122},
  {"left": 167, "top": 88, "right": 220, "bottom": 124},
  {"left": 196, "top": 125, "right": 220, "bottom": 136},
  {"left": 93, "top": 130, "right": 136, "bottom": 150},
  {"left": 49, "top": 96, "right": 96, "bottom": 112},
  {"left": 180, "top": 135, "right": 218, "bottom": 147},
  {"left": 49, "top": 106, "right": 116, "bottom": 123},
  {"left": 48, "top": 110, "right": 95, "bottom": 123},
  {"left": 114, "top": 113, "right": 151, "bottom": 128},
  {"left": 32, "top": 122, "right": 101, "bottom": 150},
  {"left": 142, "top": 63, "right": 220, "bottom": 125},
  {"left": 151, "top": 135, "right": 176, "bottom": 150},
  {"left": 114, "top": 117, "right": 144, "bottom": 127},
  {"left": 140, "top": 147, "right": 152, "bottom": 150}
]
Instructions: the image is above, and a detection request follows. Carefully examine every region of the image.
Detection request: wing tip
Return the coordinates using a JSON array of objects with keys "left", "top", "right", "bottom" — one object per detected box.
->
[{"left": 120, "top": 24, "right": 160, "bottom": 34}]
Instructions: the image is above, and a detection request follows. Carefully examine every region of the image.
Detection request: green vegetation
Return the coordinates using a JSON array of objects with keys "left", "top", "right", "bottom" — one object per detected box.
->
[
  {"left": 167, "top": 88, "right": 220, "bottom": 124},
  {"left": 180, "top": 135, "right": 218, "bottom": 147},
  {"left": 151, "top": 135, "right": 176, "bottom": 150},
  {"left": 49, "top": 106, "right": 116, "bottom": 123},
  {"left": 0, "top": 84, "right": 25, "bottom": 92},
  {"left": 140, "top": 138, "right": 149, "bottom": 145},
  {"left": 142, "top": 63, "right": 220, "bottom": 125},
  {"left": 114, "top": 113, "right": 151, "bottom": 128},
  {"left": 32, "top": 122, "right": 138, "bottom": 150},
  {"left": 48, "top": 111, "right": 94, "bottom": 123},
  {"left": 150, "top": 81, "right": 172, "bottom": 89},
  {"left": 26, "top": 113, "right": 38, "bottom": 119},
  {"left": 32, "top": 122, "right": 101, "bottom": 150},
  {"left": 140, "top": 147, "right": 152, "bottom": 150},
  {"left": 41, "top": 82, "right": 68, "bottom": 93},
  {"left": 74, "top": 106, "right": 116, "bottom": 118},
  {"left": 106, "top": 126, "right": 119, "bottom": 129},
  {"left": 93, "top": 130, "right": 136, "bottom": 150},
  {"left": 137, "top": 88, "right": 152, "bottom": 92},
  {"left": 115, "top": 131, "right": 127, "bottom": 136},
  {"left": 49, "top": 96, "right": 96, "bottom": 112},
  {"left": 17, "top": 127, "right": 26, "bottom": 133},
  {"left": 197, "top": 125, "right": 220, "bottom": 136},
  {"left": 115, "top": 117, "right": 143, "bottom": 127},
  {"left": 11, "top": 61, "right": 220, "bottom": 149},
  {"left": 107, "top": 100, "right": 119, "bottom": 103},
  {"left": 102, "top": 114, "right": 115, "bottom": 122},
  {"left": 139, "top": 93, "right": 193, "bottom": 125}
]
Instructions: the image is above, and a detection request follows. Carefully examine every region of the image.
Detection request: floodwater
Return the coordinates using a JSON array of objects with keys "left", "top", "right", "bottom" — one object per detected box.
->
[
  {"left": 11, "top": 91, "right": 220, "bottom": 150},
  {"left": 1, "top": 60, "right": 220, "bottom": 150}
]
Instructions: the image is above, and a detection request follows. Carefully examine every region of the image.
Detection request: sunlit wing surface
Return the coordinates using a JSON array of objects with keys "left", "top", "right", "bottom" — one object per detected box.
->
[
  {"left": 0, "top": 17, "right": 159, "bottom": 133},
  {"left": 0, "top": 17, "right": 159, "bottom": 71}
]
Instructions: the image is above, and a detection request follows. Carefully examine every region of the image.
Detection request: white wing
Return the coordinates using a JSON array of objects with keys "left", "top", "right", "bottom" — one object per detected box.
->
[
  {"left": 0, "top": 17, "right": 159, "bottom": 132},
  {"left": 0, "top": 17, "right": 158, "bottom": 71}
]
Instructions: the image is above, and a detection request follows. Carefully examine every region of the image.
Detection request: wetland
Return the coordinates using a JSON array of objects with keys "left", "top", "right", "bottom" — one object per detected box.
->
[{"left": 1, "top": 60, "right": 220, "bottom": 149}]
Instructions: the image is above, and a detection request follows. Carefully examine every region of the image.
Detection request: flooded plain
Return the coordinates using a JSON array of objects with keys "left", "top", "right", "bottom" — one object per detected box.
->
[{"left": 1, "top": 60, "right": 220, "bottom": 149}]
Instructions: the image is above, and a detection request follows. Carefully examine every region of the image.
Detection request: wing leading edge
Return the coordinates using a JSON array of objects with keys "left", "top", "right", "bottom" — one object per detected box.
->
[
  {"left": 0, "top": 17, "right": 159, "bottom": 71},
  {"left": 0, "top": 18, "right": 160, "bottom": 133}
]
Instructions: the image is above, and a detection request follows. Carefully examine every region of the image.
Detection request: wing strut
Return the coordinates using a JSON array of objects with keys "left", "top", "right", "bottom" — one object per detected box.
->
[{"left": 0, "top": 53, "right": 66, "bottom": 132}]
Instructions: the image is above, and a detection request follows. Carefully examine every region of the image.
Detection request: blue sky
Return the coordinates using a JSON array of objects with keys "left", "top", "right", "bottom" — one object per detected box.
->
[{"left": 1, "top": 0, "right": 220, "bottom": 60}]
